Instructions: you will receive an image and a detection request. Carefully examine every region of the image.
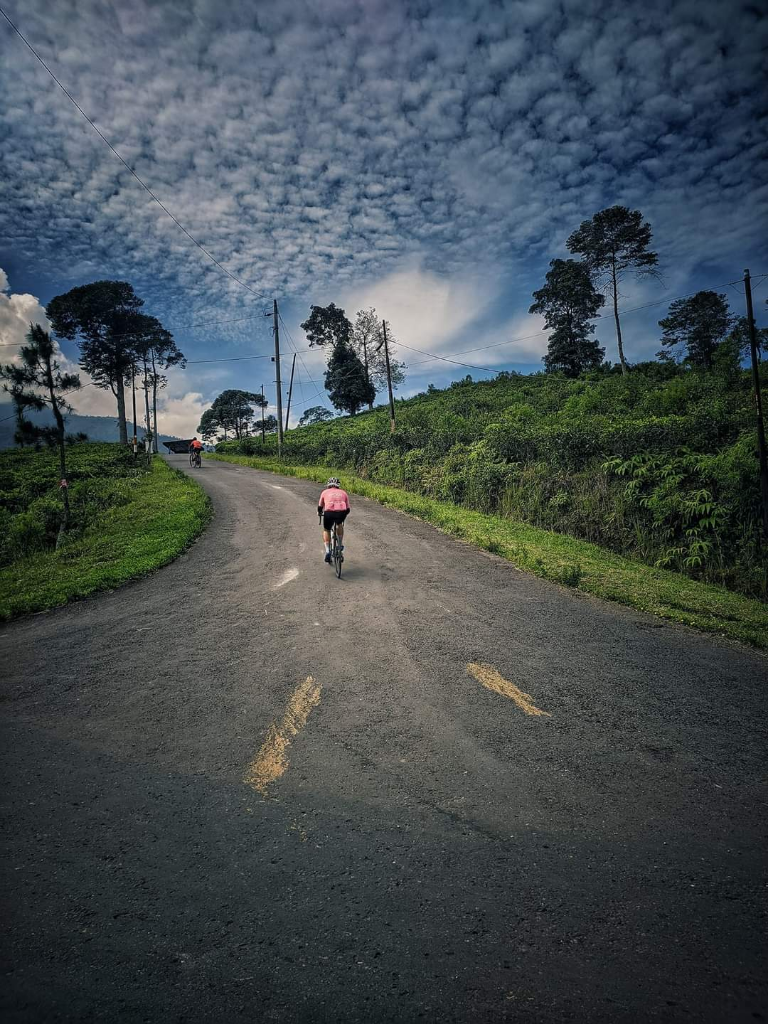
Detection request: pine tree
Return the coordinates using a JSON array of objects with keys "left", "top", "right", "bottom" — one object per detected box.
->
[
  {"left": 566, "top": 206, "right": 659, "bottom": 374},
  {"left": 530, "top": 260, "right": 605, "bottom": 377},
  {"left": 658, "top": 292, "right": 733, "bottom": 370},
  {"left": 0, "top": 325, "right": 81, "bottom": 546},
  {"left": 324, "top": 342, "right": 375, "bottom": 415}
]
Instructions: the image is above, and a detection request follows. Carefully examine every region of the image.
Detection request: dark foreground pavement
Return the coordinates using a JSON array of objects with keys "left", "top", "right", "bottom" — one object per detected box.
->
[{"left": 1, "top": 456, "right": 766, "bottom": 1022}]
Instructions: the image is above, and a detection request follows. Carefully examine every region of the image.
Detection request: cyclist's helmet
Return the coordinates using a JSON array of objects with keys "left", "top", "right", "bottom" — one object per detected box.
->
[{"left": 326, "top": 477, "right": 340, "bottom": 487}]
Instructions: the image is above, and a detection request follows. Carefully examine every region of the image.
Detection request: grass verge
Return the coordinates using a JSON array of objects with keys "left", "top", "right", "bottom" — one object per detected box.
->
[
  {"left": 0, "top": 458, "right": 211, "bottom": 620},
  {"left": 209, "top": 452, "right": 768, "bottom": 649}
]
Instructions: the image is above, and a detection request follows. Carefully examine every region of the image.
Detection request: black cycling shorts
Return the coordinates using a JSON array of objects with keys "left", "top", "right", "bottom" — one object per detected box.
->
[{"left": 322, "top": 509, "right": 348, "bottom": 529}]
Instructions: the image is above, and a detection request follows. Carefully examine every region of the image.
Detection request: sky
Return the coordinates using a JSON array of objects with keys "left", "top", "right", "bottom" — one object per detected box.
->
[{"left": 1, "top": 0, "right": 767, "bottom": 437}]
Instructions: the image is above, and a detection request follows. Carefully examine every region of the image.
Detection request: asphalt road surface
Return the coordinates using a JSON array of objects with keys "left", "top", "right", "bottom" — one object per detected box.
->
[{"left": 2, "top": 455, "right": 766, "bottom": 1023}]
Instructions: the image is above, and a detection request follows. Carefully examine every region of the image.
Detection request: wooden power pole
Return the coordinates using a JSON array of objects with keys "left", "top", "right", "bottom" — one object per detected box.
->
[
  {"left": 744, "top": 269, "right": 768, "bottom": 538},
  {"left": 266, "top": 300, "right": 284, "bottom": 453},
  {"left": 382, "top": 320, "right": 396, "bottom": 434},
  {"left": 285, "top": 353, "right": 296, "bottom": 434}
]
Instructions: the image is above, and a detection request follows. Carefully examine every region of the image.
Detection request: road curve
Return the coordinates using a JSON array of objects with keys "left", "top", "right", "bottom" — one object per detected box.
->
[{"left": 2, "top": 455, "right": 766, "bottom": 1022}]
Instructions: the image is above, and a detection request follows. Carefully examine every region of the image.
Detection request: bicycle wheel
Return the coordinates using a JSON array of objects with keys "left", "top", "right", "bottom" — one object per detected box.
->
[
  {"left": 189, "top": 452, "right": 195, "bottom": 468},
  {"left": 333, "top": 526, "right": 343, "bottom": 578}
]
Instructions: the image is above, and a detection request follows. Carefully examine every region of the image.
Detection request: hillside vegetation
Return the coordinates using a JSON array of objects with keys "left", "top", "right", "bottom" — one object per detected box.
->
[
  {"left": 0, "top": 443, "right": 209, "bottom": 618},
  {"left": 218, "top": 364, "right": 767, "bottom": 602}
]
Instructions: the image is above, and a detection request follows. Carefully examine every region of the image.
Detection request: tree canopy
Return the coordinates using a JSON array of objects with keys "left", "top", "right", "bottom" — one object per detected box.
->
[
  {"left": 300, "top": 303, "right": 353, "bottom": 348},
  {"left": 46, "top": 280, "right": 178, "bottom": 444},
  {"left": 658, "top": 291, "right": 733, "bottom": 370},
  {"left": 530, "top": 259, "right": 606, "bottom": 377},
  {"left": 197, "top": 389, "right": 267, "bottom": 441},
  {"left": 324, "top": 342, "right": 375, "bottom": 416},
  {"left": 566, "top": 206, "right": 659, "bottom": 374},
  {"left": 298, "top": 406, "right": 333, "bottom": 427},
  {"left": 350, "top": 308, "right": 406, "bottom": 408}
]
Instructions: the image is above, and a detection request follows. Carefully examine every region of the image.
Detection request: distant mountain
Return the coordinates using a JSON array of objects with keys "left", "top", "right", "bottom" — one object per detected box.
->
[{"left": 0, "top": 404, "right": 180, "bottom": 449}]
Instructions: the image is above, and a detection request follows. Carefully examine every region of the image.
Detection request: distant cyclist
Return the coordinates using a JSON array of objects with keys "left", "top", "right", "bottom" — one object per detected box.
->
[
  {"left": 318, "top": 477, "right": 350, "bottom": 564},
  {"left": 189, "top": 437, "right": 203, "bottom": 466}
]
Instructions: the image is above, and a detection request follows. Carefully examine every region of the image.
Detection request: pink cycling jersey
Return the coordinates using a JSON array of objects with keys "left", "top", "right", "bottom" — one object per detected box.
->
[{"left": 319, "top": 488, "right": 350, "bottom": 512}]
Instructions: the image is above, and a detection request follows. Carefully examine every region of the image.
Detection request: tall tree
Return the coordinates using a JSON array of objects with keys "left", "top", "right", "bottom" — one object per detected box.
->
[
  {"left": 324, "top": 342, "right": 375, "bottom": 416},
  {"left": 0, "top": 325, "right": 81, "bottom": 546},
  {"left": 658, "top": 291, "right": 734, "bottom": 370},
  {"left": 256, "top": 413, "right": 279, "bottom": 435},
  {"left": 128, "top": 314, "right": 185, "bottom": 452},
  {"left": 566, "top": 206, "right": 659, "bottom": 374},
  {"left": 201, "top": 390, "right": 267, "bottom": 440},
  {"left": 351, "top": 308, "right": 406, "bottom": 409},
  {"left": 727, "top": 315, "right": 767, "bottom": 362},
  {"left": 197, "top": 408, "right": 221, "bottom": 443},
  {"left": 46, "top": 281, "right": 147, "bottom": 444},
  {"left": 529, "top": 259, "right": 606, "bottom": 377},
  {"left": 300, "top": 303, "right": 353, "bottom": 349},
  {"left": 298, "top": 405, "right": 333, "bottom": 427}
]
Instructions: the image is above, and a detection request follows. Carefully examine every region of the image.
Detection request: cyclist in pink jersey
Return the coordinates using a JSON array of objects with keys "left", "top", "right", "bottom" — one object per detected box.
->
[{"left": 317, "top": 477, "right": 350, "bottom": 564}]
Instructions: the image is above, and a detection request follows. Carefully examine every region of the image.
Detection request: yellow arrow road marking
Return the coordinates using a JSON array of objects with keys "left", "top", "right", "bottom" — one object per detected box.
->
[
  {"left": 467, "top": 663, "right": 551, "bottom": 717},
  {"left": 244, "top": 676, "right": 321, "bottom": 795}
]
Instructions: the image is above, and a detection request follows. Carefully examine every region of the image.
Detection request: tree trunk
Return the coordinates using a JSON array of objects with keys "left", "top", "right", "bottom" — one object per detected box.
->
[
  {"left": 116, "top": 372, "right": 128, "bottom": 443},
  {"left": 151, "top": 349, "right": 159, "bottom": 453},
  {"left": 363, "top": 337, "right": 373, "bottom": 411},
  {"left": 612, "top": 262, "right": 628, "bottom": 375},
  {"left": 45, "top": 354, "right": 70, "bottom": 549},
  {"left": 143, "top": 359, "right": 152, "bottom": 462}
]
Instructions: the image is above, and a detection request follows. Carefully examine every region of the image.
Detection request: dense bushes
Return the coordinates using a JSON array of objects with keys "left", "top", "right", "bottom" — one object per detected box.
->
[
  {"left": 218, "top": 366, "right": 767, "bottom": 599},
  {"left": 0, "top": 443, "right": 150, "bottom": 565}
]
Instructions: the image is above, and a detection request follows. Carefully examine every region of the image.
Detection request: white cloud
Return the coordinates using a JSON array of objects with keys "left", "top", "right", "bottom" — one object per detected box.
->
[
  {"left": 154, "top": 390, "right": 208, "bottom": 440},
  {"left": 0, "top": 271, "right": 50, "bottom": 352},
  {"left": 340, "top": 261, "right": 497, "bottom": 359}
]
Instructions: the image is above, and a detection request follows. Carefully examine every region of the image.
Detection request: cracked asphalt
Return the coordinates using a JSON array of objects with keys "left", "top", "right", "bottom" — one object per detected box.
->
[{"left": 1, "top": 455, "right": 766, "bottom": 1022}]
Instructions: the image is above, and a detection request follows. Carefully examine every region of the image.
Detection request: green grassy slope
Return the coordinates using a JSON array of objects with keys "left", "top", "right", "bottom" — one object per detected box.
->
[{"left": 0, "top": 444, "right": 210, "bottom": 619}]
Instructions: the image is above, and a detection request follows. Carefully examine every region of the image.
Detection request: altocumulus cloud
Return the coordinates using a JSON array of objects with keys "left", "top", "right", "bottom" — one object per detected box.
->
[{"left": 1, "top": 0, "right": 766, "bottom": 374}]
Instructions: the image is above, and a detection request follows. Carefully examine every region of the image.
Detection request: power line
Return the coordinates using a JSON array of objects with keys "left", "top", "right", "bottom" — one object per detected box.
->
[
  {"left": 0, "top": 5, "right": 268, "bottom": 303},
  {"left": 109, "top": 312, "right": 271, "bottom": 339},
  {"left": 0, "top": 312, "right": 269, "bottom": 347},
  {"left": 186, "top": 354, "right": 272, "bottom": 365},
  {"left": 384, "top": 273, "right": 768, "bottom": 371},
  {"left": 277, "top": 312, "right": 326, "bottom": 413}
]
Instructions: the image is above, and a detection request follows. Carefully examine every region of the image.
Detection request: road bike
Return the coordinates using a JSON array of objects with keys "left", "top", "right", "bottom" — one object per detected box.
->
[
  {"left": 189, "top": 449, "right": 202, "bottom": 469},
  {"left": 320, "top": 514, "right": 344, "bottom": 578}
]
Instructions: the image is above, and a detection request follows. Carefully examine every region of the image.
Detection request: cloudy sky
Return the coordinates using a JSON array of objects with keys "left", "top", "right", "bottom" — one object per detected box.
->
[{"left": 1, "top": 0, "right": 767, "bottom": 435}]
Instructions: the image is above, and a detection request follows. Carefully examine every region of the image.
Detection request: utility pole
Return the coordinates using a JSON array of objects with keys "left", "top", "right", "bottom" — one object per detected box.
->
[
  {"left": 143, "top": 361, "right": 152, "bottom": 465},
  {"left": 744, "top": 269, "right": 768, "bottom": 539},
  {"left": 285, "top": 353, "right": 296, "bottom": 434},
  {"left": 382, "top": 319, "right": 396, "bottom": 434},
  {"left": 131, "top": 365, "right": 138, "bottom": 458},
  {"left": 260, "top": 385, "right": 266, "bottom": 444},
  {"left": 266, "top": 299, "right": 284, "bottom": 452}
]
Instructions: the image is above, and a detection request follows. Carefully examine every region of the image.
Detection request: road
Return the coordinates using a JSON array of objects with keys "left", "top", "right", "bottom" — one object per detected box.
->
[{"left": 2, "top": 455, "right": 766, "bottom": 1022}]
